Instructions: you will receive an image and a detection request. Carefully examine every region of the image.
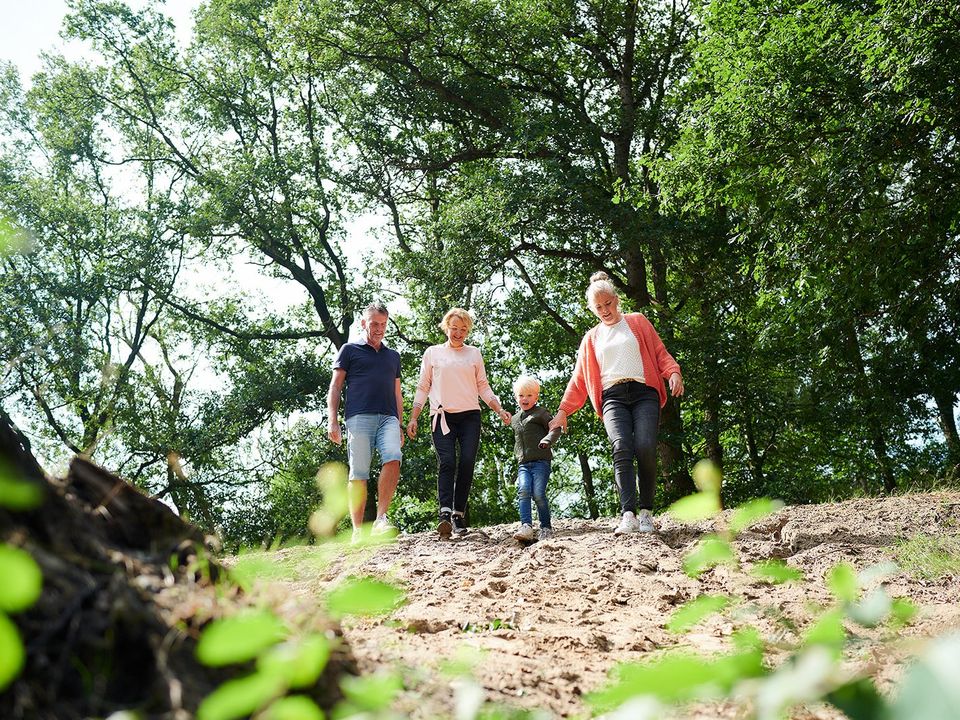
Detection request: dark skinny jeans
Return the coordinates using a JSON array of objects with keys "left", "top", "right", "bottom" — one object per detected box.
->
[
  {"left": 601, "top": 381, "right": 660, "bottom": 514},
  {"left": 431, "top": 409, "right": 481, "bottom": 514}
]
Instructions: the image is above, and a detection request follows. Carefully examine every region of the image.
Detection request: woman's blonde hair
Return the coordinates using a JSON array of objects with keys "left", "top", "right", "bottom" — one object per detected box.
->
[
  {"left": 439, "top": 307, "right": 474, "bottom": 333},
  {"left": 585, "top": 271, "right": 618, "bottom": 303},
  {"left": 512, "top": 375, "right": 541, "bottom": 396}
]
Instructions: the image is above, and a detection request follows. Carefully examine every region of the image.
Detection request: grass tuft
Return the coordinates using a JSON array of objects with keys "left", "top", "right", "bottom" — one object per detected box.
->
[{"left": 892, "top": 535, "right": 960, "bottom": 580}]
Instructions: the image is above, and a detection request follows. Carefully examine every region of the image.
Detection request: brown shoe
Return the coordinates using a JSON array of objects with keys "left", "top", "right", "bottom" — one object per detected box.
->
[{"left": 438, "top": 511, "right": 452, "bottom": 539}]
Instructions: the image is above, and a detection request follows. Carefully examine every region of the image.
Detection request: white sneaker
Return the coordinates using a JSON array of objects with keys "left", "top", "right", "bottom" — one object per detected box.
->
[
  {"left": 538, "top": 527, "right": 554, "bottom": 541},
  {"left": 372, "top": 514, "right": 397, "bottom": 537},
  {"left": 514, "top": 523, "right": 536, "bottom": 542},
  {"left": 636, "top": 509, "right": 655, "bottom": 533},
  {"left": 614, "top": 511, "right": 641, "bottom": 535},
  {"left": 351, "top": 527, "right": 363, "bottom": 545}
]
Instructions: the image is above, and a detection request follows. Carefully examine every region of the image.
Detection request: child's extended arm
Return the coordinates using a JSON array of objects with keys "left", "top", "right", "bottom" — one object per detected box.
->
[
  {"left": 539, "top": 427, "right": 563, "bottom": 447},
  {"left": 538, "top": 408, "right": 563, "bottom": 448}
]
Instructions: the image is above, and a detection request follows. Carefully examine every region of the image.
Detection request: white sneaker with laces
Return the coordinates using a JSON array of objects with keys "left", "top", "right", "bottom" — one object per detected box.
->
[
  {"left": 351, "top": 527, "right": 363, "bottom": 545},
  {"left": 372, "top": 514, "right": 397, "bottom": 536},
  {"left": 514, "top": 523, "right": 535, "bottom": 542},
  {"left": 636, "top": 509, "right": 655, "bottom": 533},
  {"left": 614, "top": 511, "right": 641, "bottom": 535}
]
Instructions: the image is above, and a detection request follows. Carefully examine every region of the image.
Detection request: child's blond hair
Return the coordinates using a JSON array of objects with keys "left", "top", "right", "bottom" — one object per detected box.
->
[{"left": 513, "top": 375, "right": 541, "bottom": 396}]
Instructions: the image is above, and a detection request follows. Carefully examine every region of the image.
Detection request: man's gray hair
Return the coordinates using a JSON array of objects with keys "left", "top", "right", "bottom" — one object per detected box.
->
[{"left": 363, "top": 301, "right": 389, "bottom": 318}]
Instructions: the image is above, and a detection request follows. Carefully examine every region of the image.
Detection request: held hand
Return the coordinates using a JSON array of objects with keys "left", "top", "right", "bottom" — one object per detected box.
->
[
  {"left": 669, "top": 372, "right": 685, "bottom": 397},
  {"left": 406, "top": 417, "right": 418, "bottom": 439},
  {"left": 498, "top": 408, "right": 512, "bottom": 425},
  {"left": 538, "top": 440, "right": 550, "bottom": 449},
  {"left": 548, "top": 410, "right": 568, "bottom": 434},
  {"left": 328, "top": 424, "right": 342, "bottom": 446}
]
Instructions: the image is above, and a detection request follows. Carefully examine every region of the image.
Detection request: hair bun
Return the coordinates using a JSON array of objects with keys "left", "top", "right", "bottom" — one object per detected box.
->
[{"left": 590, "top": 271, "right": 609, "bottom": 283}]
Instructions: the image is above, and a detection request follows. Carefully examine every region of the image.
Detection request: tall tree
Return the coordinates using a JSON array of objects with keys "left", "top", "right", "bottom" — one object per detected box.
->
[
  {"left": 0, "top": 61, "right": 177, "bottom": 459},
  {"left": 63, "top": 0, "right": 355, "bottom": 348},
  {"left": 661, "top": 0, "right": 960, "bottom": 492}
]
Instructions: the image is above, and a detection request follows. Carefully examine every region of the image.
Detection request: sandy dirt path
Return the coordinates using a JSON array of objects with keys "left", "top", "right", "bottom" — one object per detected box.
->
[{"left": 256, "top": 491, "right": 960, "bottom": 718}]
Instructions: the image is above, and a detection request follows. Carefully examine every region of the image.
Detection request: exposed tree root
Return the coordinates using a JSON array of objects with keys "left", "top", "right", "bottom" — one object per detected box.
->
[{"left": 1, "top": 412, "right": 354, "bottom": 719}]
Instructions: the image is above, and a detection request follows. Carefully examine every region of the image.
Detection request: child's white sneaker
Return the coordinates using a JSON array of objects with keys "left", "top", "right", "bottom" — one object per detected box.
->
[
  {"left": 538, "top": 527, "right": 554, "bottom": 541},
  {"left": 614, "top": 511, "right": 641, "bottom": 535},
  {"left": 636, "top": 509, "right": 655, "bottom": 533},
  {"left": 514, "top": 523, "right": 536, "bottom": 542}
]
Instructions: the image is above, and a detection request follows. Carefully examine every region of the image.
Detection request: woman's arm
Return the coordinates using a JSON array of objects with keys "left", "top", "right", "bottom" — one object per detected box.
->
[
  {"left": 556, "top": 336, "right": 591, "bottom": 419},
  {"left": 641, "top": 314, "right": 681, "bottom": 380},
  {"left": 643, "top": 317, "right": 684, "bottom": 397},
  {"left": 475, "top": 350, "right": 511, "bottom": 424},
  {"left": 407, "top": 349, "right": 433, "bottom": 438}
]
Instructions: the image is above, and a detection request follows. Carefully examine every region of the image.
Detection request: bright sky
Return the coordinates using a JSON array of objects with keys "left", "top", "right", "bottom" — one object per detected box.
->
[
  {"left": 4, "top": 0, "right": 77, "bottom": 82},
  {"left": 3, "top": 0, "right": 200, "bottom": 85}
]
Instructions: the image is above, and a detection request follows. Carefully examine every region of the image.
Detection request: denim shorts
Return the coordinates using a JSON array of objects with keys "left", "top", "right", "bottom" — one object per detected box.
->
[{"left": 344, "top": 414, "right": 402, "bottom": 480}]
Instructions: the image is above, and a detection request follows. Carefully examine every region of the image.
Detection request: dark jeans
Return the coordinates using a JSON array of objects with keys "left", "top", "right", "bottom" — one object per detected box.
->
[
  {"left": 431, "top": 409, "right": 481, "bottom": 514},
  {"left": 601, "top": 381, "right": 660, "bottom": 514}
]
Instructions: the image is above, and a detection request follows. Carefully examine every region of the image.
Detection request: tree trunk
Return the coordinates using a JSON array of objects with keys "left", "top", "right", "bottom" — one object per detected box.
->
[
  {"left": 619, "top": 241, "right": 693, "bottom": 503},
  {"left": 3, "top": 394, "right": 357, "bottom": 717},
  {"left": 869, "top": 431, "right": 896, "bottom": 493},
  {"left": 933, "top": 389, "right": 960, "bottom": 465},
  {"left": 743, "top": 410, "right": 767, "bottom": 488},
  {"left": 659, "top": 397, "right": 695, "bottom": 502},
  {"left": 364, "top": 470, "right": 378, "bottom": 523},
  {"left": 167, "top": 451, "right": 219, "bottom": 532},
  {"left": 699, "top": 292, "right": 724, "bottom": 471},
  {"left": 647, "top": 229, "right": 693, "bottom": 501},
  {"left": 578, "top": 452, "right": 599, "bottom": 519},
  {"left": 703, "top": 374, "right": 723, "bottom": 471},
  {"left": 843, "top": 319, "right": 896, "bottom": 493},
  {"left": 0, "top": 409, "right": 47, "bottom": 484}
]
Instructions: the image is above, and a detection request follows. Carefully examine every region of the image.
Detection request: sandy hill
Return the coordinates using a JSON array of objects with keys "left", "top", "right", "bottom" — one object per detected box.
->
[{"left": 248, "top": 491, "right": 960, "bottom": 719}]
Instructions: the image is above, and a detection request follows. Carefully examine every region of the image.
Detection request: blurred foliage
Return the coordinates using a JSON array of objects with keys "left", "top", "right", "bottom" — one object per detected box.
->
[
  {"left": 0, "top": 463, "right": 43, "bottom": 692},
  {"left": 196, "top": 550, "right": 406, "bottom": 720}
]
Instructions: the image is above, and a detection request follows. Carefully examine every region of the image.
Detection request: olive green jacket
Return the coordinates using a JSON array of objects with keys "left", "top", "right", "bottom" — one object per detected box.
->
[{"left": 511, "top": 405, "right": 562, "bottom": 464}]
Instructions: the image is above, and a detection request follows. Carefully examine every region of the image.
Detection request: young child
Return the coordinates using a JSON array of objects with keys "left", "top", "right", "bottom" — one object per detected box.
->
[{"left": 510, "top": 376, "right": 562, "bottom": 542}]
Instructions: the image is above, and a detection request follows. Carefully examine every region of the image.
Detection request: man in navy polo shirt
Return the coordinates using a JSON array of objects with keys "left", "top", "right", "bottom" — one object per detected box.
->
[{"left": 327, "top": 301, "right": 403, "bottom": 542}]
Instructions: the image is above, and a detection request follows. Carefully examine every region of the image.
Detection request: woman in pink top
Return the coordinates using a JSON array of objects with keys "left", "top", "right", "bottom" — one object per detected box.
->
[
  {"left": 407, "top": 308, "right": 512, "bottom": 538},
  {"left": 549, "top": 272, "right": 684, "bottom": 535}
]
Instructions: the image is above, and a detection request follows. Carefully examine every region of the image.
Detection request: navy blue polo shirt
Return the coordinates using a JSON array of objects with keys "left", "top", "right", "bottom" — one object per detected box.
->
[{"left": 332, "top": 341, "right": 402, "bottom": 419}]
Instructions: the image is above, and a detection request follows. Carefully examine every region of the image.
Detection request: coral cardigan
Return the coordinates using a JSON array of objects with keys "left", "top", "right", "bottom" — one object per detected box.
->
[{"left": 559, "top": 313, "right": 681, "bottom": 416}]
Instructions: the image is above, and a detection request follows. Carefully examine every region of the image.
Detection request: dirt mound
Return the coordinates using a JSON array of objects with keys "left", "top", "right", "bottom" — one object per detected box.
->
[
  {"left": 0, "top": 413, "right": 353, "bottom": 720},
  {"left": 273, "top": 492, "right": 960, "bottom": 718}
]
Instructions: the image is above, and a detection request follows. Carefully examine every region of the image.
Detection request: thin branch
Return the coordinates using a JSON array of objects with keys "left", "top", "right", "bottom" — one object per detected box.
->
[{"left": 509, "top": 255, "right": 578, "bottom": 337}]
